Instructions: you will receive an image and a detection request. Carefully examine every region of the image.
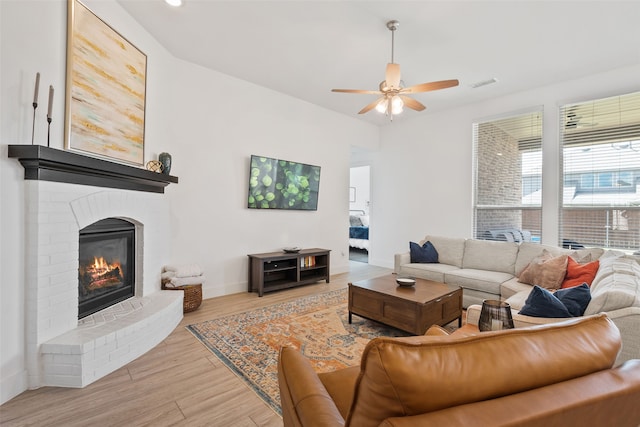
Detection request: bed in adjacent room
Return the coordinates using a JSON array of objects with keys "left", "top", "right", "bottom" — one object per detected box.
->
[{"left": 349, "top": 210, "right": 369, "bottom": 251}]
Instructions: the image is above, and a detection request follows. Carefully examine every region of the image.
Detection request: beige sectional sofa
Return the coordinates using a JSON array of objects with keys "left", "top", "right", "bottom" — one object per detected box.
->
[{"left": 394, "top": 235, "right": 640, "bottom": 365}]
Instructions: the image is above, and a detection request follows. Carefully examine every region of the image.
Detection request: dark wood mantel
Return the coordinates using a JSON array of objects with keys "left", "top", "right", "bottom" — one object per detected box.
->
[{"left": 8, "top": 145, "right": 178, "bottom": 194}]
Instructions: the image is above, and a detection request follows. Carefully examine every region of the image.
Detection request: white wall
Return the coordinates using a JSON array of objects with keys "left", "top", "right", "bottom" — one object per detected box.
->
[
  {"left": 1, "top": 0, "right": 70, "bottom": 405},
  {"left": 0, "top": 0, "right": 377, "bottom": 404},
  {"left": 166, "top": 57, "right": 378, "bottom": 297},
  {"left": 349, "top": 166, "right": 370, "bottom": 214},
  {"left": 369, "top": 64, "right": 640, "bottom": 268}
]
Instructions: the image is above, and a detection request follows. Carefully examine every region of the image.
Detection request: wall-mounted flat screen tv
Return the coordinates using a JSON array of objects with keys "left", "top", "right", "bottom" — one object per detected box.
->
[{"left": 248, "top": 155, "right": 321, "bottom": 210}]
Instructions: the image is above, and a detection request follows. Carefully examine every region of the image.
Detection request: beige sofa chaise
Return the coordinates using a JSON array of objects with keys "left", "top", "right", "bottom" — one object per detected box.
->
[{"left": 394, "top": 235, "right": 640, "bottom": 364}]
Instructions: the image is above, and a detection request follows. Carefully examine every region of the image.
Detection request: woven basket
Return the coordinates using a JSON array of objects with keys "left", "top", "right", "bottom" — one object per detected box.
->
[{"left": 162, "top": 283, "right": 202, "bottom": 313}]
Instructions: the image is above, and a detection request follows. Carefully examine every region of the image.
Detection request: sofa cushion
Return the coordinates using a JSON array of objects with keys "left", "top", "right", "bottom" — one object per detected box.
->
[
  {"left": 554, "top": 283, "right": 592, "bottom": 316},
  {"left": 570, "top": 247, "right": 605, "bottom": 262},
  {"left": 518, "top": 250, "right": 568, "bottom": 290},
  {"left": 409, "top": 241, "right": 438, "bottom": 263},
  {"left": 590, "top": 255, "right": 639, "bottom": 293},
  {"left": 422, "top": 236, "right": 465, "bottom": 268},
  {"left": 500, "top": 277, "right": 532, "bottom": 300},
  {"left": 585, "top": 272, "right": 640, "bottom": 316},
  {"left": 519, "top": 286, "right": 573, "bottom": 318},
  {"left": 515, "top": 243, "right": 567, "bottom": 276},
  {"left": 562, "top": 257, "right": 599, "bottom": 289},
  {"left": 399, "top": 263, "right": 460, "bottom": 283},
  {"left": 462, "top": 289, "right": 501, "bottom": 309},
  {"left": 345, "top": 315, "right": 621, "bottom": 427},
  {"left": 514, "top": 244, "right": 604, "bottom": 278},
  {"left": 505, "top": 289, "right": 531, "bottom": 310},
  {"left": 517, "top": 285, "right": 592, "bottom": 318},
  {"left": 445, "top": 269, "right": 513, "bottom": 295},
  {"left": 462, "top": 239, "right": 519, "bottom": 275}
]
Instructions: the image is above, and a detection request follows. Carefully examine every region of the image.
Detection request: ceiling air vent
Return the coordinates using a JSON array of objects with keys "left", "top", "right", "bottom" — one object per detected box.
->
[{"left": 470, "top": 78, "right": 498, "bottom": 89}]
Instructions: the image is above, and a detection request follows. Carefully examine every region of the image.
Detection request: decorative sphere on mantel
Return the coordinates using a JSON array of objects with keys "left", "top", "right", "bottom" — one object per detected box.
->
[{"left": 146, "top": 160, "right": 164, "bottom": 173}]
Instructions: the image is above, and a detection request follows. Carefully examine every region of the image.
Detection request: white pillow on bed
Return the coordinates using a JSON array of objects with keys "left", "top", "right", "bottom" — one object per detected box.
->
[
  {"left": 360, "top": 215, "right": 370, "bottom": 226},
  {"left": 349, "top": 215, "right": 362, "bottom": 226}
]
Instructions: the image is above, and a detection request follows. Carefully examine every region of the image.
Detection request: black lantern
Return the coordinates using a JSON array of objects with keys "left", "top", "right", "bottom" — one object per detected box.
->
[{"left": 478, "top": 300, "right": 515, "bottom": 332}]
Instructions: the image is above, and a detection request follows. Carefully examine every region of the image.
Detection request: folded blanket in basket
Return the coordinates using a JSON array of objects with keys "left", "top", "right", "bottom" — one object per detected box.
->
[
  {"left": 162, "top": 263, "right": 202, "bottom": 278},
  {"left": 164, "top": 275, "right": 206, "bottom": 288},
  {"left": 161, "top": 271, "right": 176, "bottom": 280}
]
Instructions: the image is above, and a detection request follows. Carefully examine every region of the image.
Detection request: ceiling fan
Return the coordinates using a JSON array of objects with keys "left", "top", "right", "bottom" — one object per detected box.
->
[{"left": 331, "top": 20, "right": 459, "bottom": 120}]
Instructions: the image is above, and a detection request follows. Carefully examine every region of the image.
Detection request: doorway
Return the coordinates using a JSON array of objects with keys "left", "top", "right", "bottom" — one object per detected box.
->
[{"left": 349, "top": 165, "right": 370, "bottom": 263}]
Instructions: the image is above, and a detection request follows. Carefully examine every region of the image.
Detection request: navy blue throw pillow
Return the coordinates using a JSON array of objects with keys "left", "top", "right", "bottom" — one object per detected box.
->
[
  {"left": 554, "top": 283, "right": 591, "bottom": 317},
  {"left": 519, "top": 285, "right": 572, "bottom": 318},
  {"left": 409, "top": 241, "right": 439, "bottom": 263}
]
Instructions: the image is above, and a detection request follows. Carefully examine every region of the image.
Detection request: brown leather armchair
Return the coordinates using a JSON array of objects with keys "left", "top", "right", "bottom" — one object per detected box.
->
[{"left": 278, "top": 314, "right": 640, "bottom": 427}]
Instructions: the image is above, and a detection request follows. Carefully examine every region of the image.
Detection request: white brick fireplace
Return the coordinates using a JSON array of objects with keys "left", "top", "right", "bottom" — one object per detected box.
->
[{"left": 23, "top": 179, "right": 183, "bottom": 389}]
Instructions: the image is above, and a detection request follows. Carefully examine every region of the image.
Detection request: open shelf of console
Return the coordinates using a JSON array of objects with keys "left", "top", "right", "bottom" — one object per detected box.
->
[{"left": 247, "top": 248, "right": 331, "bottom": 296}]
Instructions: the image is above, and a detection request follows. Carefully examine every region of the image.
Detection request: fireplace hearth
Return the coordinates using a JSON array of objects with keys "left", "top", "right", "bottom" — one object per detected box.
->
[
  {"left": 79, "top": 218, "right": 135, "bottom": 319},
  {"left": 9, "top": 145, "right": 182, "bottom": 389}
]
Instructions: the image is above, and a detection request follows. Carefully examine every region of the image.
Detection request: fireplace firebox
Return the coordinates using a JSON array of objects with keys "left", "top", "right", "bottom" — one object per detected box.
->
[{"left": 78, "top": 218, "right": 135, "bottom": 319}]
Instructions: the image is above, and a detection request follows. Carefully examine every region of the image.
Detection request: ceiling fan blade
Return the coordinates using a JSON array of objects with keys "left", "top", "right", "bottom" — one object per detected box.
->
[
  {"left": 399, "top": 95, "right": 426, "bottom": 111},
  {"left": 402, "top": 79, "right": 459, "bottom": 94},
  {"left": 331, "top": 89, "right": 382, "bottom": 95},
  {"left": 385, "top": 63, "right": 401, "bottom": 89},
  {"left": 359, "top": 97, "right": 384, "bottom": 114}
]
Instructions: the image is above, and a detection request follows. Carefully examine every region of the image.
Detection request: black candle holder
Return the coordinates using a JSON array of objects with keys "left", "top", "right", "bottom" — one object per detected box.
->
[
  {"left": 47, "top": 116, "right": 52, "bottom": 148},
  {"left": 31, "top": 102, "right": 38, "bottom": 145}
]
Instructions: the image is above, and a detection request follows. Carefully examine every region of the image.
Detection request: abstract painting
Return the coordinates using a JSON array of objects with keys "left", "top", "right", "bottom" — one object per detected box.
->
[{"left": 65, "top": 0, "right": 146, "bottom": 165}]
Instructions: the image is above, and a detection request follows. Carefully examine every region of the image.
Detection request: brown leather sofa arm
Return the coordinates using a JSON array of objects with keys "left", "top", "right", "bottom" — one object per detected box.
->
[
  {"left": 318, "top": 366, "right": 360, "bottom": 420},
  {"left": 278, "top": 346, "right": 345, "bottom": 427},
  {"left": 380, "top": 360, "right": 640, "bottom": 427}
]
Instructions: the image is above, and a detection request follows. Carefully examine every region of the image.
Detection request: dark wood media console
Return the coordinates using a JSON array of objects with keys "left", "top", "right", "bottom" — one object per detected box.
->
[{"left": 247, "top": 248, "right": 330, "bottom": 296}]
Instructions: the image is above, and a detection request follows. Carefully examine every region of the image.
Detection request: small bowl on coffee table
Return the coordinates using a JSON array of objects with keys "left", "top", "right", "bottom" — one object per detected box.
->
[{"left": 396, "top": 277, "right": 416, "bottom": 287}]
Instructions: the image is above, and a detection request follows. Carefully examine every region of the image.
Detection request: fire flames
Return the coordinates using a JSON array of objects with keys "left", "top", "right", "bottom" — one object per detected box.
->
[
  {"left": 81, "top": 256, "right": 124, "bottom": 290},
  {"left": 91, "top": 256, "right": 116, "bottom": 275}
]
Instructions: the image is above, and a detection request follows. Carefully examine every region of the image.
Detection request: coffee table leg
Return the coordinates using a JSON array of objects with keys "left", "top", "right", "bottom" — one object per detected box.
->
[
  {"left": 458, "top": 316, "right": 462, "bottom": 327},
  {"left": 349, "top": 312, "right": 352, "bottom": 324}
]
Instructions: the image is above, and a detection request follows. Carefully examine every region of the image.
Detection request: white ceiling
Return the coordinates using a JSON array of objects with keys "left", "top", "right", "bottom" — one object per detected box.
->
[{"left": 116, "top": 0, "right": 640, "bottom": 126}]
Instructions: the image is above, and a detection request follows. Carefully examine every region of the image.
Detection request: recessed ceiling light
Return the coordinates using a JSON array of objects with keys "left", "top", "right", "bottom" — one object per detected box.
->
[{"left": 165, "top": 0, "right": 182, "bottom": 7}]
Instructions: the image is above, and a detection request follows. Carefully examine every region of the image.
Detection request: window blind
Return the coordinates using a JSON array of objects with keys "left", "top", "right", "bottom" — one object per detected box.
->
[
  {"left": 559, "top": 92, "right": 640, "bottom": 251},
  {"left": 473, "top": 111, "right": 542, "bottom": 243}
]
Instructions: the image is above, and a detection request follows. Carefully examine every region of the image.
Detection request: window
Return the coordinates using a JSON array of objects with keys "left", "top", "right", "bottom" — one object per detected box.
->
[
  {"left": 560, "top": 92, "right": 640, "bottom": 251},
  {"left": 473, "top": 110, "right": 543, "bottom": 243}
]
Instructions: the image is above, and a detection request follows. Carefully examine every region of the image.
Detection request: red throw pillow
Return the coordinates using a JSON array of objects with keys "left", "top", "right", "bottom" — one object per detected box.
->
[{"left": 561, "top": 257, "right": 599, "bottom": 289}]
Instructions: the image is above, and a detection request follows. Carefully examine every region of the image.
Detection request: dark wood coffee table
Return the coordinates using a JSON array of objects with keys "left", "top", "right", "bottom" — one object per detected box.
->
[{"left": 348, "top": 275, "right": 463, "bottom": 335}]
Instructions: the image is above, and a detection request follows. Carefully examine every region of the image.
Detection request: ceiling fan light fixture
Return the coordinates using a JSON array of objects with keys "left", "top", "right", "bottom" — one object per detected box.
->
[
  {"left": 331, "top": 19, "right": 458, "bottom": 119},
  {"left": 375, "top": 98, "right": 389, "bottom": 114},
  {"left": 374, "top": 96, "right": 404, "bottom": 116},
  {"left": 391, "top": 95, "right": 404, "bottom": 114}
]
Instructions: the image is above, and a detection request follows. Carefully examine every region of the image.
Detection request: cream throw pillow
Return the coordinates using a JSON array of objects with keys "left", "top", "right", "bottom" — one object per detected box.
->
[{"left": 518, "top": 249, "right": 568, "bottom": 290}]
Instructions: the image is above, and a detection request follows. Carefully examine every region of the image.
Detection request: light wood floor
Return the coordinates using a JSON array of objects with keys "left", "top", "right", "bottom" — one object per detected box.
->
[{"left": 0, "top": 262, "right": 390, "bottom": 427}]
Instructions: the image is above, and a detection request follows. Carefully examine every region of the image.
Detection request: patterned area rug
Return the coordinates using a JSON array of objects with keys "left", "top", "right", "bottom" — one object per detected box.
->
[{"left": 186, "top": 288, "right": 409, "bottom": 415}]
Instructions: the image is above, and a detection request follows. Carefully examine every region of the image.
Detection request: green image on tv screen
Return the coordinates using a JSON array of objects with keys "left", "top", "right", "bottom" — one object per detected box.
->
[{"left": 248, "top": 155, "right": 321, "bottom": 210}]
